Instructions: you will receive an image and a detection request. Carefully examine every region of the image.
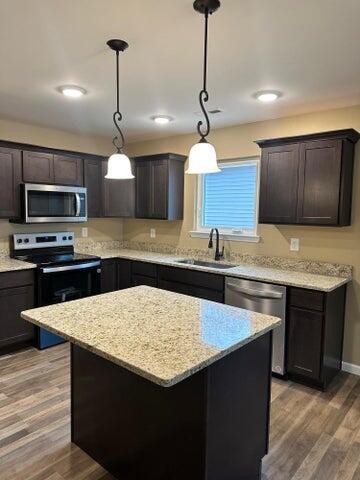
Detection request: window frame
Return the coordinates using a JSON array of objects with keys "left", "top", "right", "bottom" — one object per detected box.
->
[{"left": 190, "top": 157, "right": 261, "bottom": 243}]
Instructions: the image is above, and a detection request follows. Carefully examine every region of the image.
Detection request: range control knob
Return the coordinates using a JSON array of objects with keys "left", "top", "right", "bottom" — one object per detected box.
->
[
  {"left": 62, "top": 236, "right": 67, "bottom": 241},
  {"left": 24, "top": 238, "right": 29, "bottom": 244},
  {"left": 68, "top": 236, "right": 73, "bottom": 240},
  {"left": 17, "top": 239, "right": 23, "bottom": 244}
]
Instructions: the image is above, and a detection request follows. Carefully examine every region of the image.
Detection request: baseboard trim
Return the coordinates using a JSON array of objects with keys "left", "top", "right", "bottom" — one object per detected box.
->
[{"left": 342, "top": 361, "right": 360, "bottom": 376}]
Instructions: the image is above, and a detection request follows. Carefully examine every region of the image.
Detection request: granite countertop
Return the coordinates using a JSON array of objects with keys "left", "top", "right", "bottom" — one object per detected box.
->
[
  {"left": 82, "top": 248, "right": 350, "bottom": 292},
  {"left": 22, "top": 286, "right": 281, "bottom": 387},
  {"left": 0, "top": 257, "right": 36, "bottom": 273},
  {"left": 0, "top": 246, "right": 350, "bottom": 292}
]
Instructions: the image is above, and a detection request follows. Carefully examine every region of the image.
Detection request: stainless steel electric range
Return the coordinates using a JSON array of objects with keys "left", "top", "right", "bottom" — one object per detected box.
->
[{"left": 11, "top": 231, "right": 101, "bottom": 349}]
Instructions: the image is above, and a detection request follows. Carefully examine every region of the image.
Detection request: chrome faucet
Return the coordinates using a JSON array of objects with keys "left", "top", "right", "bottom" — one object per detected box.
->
[{"left": 208, "top": 228, "right": 224, "bottom": 261}]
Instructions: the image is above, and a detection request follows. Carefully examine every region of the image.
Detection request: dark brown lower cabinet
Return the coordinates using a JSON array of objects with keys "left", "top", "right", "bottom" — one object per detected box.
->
[
  {"left": 287, "top": 285, "right": 346, "bottom": 390},
  {"left": 130, "top": 261, "right": 157, "bottom": 287},
  {"left": 287, "top": 307, "right": 323, "bottom": 380},
  {"left": 131, "top": 274, "right": 157, "bottom": 287},
  {"left": 0, "top": 271, "right": 35, "bottom": 352},
  {"left": 100, "top": 259, "right": 118, "bottom": 293},
  {"left": 118, "top": 259, "right": 132, "bottom": 290},
  {"left": 158, "top": 266, "right": 224, "bottom": 303}
]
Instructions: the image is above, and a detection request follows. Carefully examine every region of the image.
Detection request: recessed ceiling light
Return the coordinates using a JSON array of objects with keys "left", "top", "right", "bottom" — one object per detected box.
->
[
  {"left": 58, "top": 85, "right": 87, "bottom": 98},
  {"left": 151, "top": 115, "right": 174, "bottom": 125},
  {"left": 255, "top": 91, "right": 281, "bottom": 103}
]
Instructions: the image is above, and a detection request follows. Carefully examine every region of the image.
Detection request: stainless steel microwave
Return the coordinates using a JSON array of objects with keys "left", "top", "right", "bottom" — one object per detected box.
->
[{"left": 12, "top": 183, "right": 87, "bottom": 223}]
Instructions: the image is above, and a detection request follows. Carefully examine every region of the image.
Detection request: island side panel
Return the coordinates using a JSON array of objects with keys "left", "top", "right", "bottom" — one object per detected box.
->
[
  {"left": 70, "top": 333, "right": 272, "bottom": 480},
  {"left": 70, "top": 344, "right": 207, "bottom": 480},
  {"left": 205, "top": 332, "right": 272, "bottom": 480}
]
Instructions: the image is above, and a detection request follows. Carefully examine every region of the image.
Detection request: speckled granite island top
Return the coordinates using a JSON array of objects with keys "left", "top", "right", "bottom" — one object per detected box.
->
[{"left": 21, "top": 286, "right": 280, "bottom": 387}]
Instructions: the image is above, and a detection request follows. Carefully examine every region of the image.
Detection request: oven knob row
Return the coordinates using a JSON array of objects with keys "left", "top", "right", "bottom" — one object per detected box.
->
[{"left": 17, "top": 238, "right": 29, "bottom": 244}]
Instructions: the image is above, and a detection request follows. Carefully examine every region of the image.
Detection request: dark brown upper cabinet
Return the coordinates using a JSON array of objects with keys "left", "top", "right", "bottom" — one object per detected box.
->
[
  {"left": 134, "top": 153, "right": 186, "bottom": 220},
  {"left": 0, "top": 147, "right": 22, "bottom": 218},
  {"left": 259, "top": 143, "right": 300, "bottom": 224},
  {"left": 23, "top": 151, "right": 83, "bottom": 186},
  {"left": 256, "top": 129, "right": 360, "bottom": 226},
  {"left": 23, "top": 150, "right": 54, "bottom": 183},
  {"left": 102, "top": 159, "right": 135, "bottom": 218},
  {"left": 53, "top": 154, "right": 83, "bottom": 186},
  {"left": 84, "top": 158, "right": 103, "bottom": 217}
]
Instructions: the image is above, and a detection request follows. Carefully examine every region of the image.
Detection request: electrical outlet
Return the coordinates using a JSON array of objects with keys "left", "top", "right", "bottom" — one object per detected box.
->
[
  {"left": 81, "top": 227, "right": 88, "bottom": 238},
  {"left": 150, "top": 228, "right": 156, "bottom": 239},
  {"left": 290, "top": 238, "right": 300, "bottom": 251}
]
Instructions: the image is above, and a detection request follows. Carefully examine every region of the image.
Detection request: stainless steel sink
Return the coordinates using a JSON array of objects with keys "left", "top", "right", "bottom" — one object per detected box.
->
[{"left": 175, "top": 259, "right": 236, "bottom": 270}]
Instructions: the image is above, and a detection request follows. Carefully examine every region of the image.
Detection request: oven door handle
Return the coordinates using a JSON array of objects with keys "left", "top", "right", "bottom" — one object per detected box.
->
[
  {"left": 75, "top": 193, "right": 81, "bottom": 217},
  {"left": 41, "top": 261, "right": 100, "bottom": 274}
]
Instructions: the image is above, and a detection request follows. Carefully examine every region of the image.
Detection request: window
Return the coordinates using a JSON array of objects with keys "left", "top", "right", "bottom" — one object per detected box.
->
[{"left": 192, "top": 158, "right": 260, "bottom": 241}]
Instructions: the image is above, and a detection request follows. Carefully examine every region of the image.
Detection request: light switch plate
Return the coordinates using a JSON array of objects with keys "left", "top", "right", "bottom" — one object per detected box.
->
[
  {"left": 81, "top": 227, "right": 88, "bottom": 238},
  {"left": 290, "top": 238, "right": 300, "bottom": 251},
  {"left": 150, "top": 228, "right": 156, "bottom": 239}
]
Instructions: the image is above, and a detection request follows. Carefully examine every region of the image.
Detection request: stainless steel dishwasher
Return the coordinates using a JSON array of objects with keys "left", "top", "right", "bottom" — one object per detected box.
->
[{"left": 225, "top": 277, "right": 286, "bottom": 375}]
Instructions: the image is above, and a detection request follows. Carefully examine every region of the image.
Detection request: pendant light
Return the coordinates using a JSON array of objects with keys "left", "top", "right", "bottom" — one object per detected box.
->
[
  {"left": 186, "top": 0, "right": 221, "bottom": 175},
  {"left": 105, "top": 39, "right": 134, "bottom": 179}
]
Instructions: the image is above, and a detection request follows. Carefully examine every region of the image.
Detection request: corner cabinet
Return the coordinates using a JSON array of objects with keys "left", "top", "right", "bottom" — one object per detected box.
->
[
  {"left": 134, "top": 153, "right": 186, "bottom": 220},
  {"left": 256, "top": 129, "right": 360, "bottom": 226},
  {"left": 102, "top": 159, "right": 135, "bottom": 218},
  {"left": 84, "top": 158, "right": 103, "bottom": 217}
]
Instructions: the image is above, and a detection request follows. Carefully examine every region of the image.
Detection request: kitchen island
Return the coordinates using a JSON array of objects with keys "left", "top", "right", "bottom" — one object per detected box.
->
[{"left": 22, "top": 286, "right": 280, "bottom": 480}]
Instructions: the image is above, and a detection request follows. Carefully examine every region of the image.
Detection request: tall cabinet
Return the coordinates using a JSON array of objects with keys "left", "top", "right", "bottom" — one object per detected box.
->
[
  {"left": 256, "top": 129, "right": 359, "bottom": 226},
  {"left": 0, "top": 147, "right": 22, "bottom": 218}
]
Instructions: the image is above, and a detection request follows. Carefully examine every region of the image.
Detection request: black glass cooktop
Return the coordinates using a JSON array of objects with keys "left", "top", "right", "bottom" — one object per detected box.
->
[{"left": 15, "top": 252, "right": 100, "bottom": 267}]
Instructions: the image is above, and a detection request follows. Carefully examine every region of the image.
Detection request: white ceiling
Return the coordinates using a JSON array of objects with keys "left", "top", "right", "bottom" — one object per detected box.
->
[{"left": 1, "top": 0, "right": 360, "bottom": 143}]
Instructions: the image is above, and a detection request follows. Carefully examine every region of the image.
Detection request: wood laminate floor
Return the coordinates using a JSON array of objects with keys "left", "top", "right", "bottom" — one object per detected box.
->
[{"left": 0, "top": 344, "right": 359, "bottom": 480}]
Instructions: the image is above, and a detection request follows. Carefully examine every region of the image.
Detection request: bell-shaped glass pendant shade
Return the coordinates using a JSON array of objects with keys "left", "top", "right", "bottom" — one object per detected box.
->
[
  {"left": 186, "top": 140, "right": 221, "bottom": 174},
  {"left": 105, "top": 153, "right": 134, "bottom": 179}
]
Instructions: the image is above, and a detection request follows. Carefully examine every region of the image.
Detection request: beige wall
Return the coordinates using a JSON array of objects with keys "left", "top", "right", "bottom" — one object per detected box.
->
[
  {"left": 0, "top": 117, "right": 123, "bottom": 247},
  {"left": 125, "top": 105, "right": 360, "bottom": 366}
]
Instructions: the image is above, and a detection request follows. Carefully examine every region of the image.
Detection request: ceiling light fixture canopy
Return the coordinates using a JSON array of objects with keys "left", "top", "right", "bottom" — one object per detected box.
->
[
  {"left": 58, "top": 85, "right": 87, "bottom": 98},
  {"left": 152, "top": 115, "right": 174, "bottom": 125},
  {"left": 255, "top": 91, "right": 281, "bottom": 103},
  {"left": 105, "top": 39, "right": 134, "bottom": 180},
  {"left": 186, "top": 0, "right": 221, "bottom": 175}
]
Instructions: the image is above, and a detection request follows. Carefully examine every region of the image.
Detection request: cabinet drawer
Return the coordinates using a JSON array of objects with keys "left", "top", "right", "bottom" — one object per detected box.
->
[
  {"left": 188, "top": 270, "right": 224, "bottom": 292},
  {"left": 0, "top": 270, "right": 34, "bottom": 290},
  {"left": 158, "top": 266, "right": 223, "bottom": 292},
  {"left": 290, "top": 288, "right": 324, "bottom": 312},
  {"left": 131, "top": 261, "right": 157, "bottom": 278}
]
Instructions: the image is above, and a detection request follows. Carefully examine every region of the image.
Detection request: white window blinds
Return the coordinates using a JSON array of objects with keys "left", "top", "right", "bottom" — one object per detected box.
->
[{"left": 199, "top": 160, "right": 259, "bottom": 234}]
